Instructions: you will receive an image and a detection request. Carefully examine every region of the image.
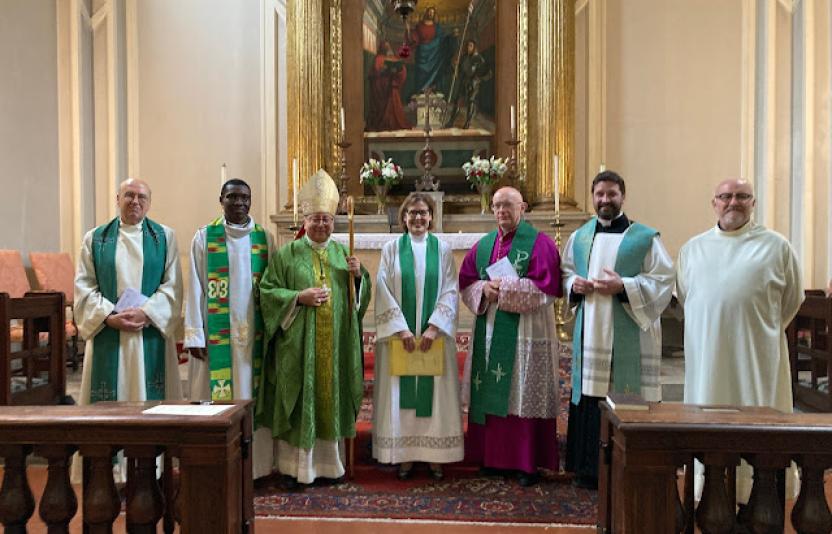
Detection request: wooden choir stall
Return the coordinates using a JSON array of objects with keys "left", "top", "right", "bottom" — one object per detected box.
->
[
  {"left": 598, "top": 401, "right": 832, "bottom": 534},
  {"left": 0, "top": 401, "right": 254, "bottom": 533}
]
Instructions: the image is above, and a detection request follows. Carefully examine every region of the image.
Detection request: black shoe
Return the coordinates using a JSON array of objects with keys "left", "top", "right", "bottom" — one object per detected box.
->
[
  {"left": 429, "top": 465, "right": 444, "bottom": 481},
  {"left": 280, "top": 475, "right": 299, "bottom": 490},
  {"left": 517, "top": 471, "right": 540, "bottom": 487},
  {"left": 397, "top": 463, "right": 413, "bottom": 481}
]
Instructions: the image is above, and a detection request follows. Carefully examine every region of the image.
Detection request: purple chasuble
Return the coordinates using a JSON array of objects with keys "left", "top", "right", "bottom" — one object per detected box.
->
[{"left": 459, "top": 226, "right": 562, "bottom": 473}]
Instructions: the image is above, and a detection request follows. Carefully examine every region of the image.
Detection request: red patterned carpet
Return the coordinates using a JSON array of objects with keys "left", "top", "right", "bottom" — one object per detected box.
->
[{"left": 253, "top": 333, "right": 595, "bottom": 525}]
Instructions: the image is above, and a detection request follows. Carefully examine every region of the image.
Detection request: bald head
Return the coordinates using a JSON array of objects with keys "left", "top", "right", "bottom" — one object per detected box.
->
[
  {"left": 492, "top": 186, "right": 527, "bottom": 233},
  {"left": 117, "top": 178, "right": 152, "bottom": 225},
  {"left": 712, "top": 179, "right": 755, "bottom": 231}
]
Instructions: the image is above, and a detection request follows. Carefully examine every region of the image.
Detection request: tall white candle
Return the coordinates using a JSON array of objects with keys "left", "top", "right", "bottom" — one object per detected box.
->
[
  {"left": 510, "top": 105, "right": 516, "bottom": 134},
  {"left": 292, "top": 158, "right": 299, "bottom": 224},
  {"left": 553, "top": 154, "right": 560, "bottom": 218},
  {"left": 220, "top": 163, "right": 227, "bottom": 188},
  {"left": 340, "top": 107, "right": 346, "bottom": 136}
]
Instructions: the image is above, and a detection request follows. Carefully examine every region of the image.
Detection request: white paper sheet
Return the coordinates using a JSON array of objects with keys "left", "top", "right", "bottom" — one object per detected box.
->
[
  {"left": 485, "top": 256, "right": 519, "bottom": 280},
  {"left": 114, "top": 287, "right": 148, "bottom": 313},
  {"left": 142, "top": 404, "right": 234, "bottom": 416}
]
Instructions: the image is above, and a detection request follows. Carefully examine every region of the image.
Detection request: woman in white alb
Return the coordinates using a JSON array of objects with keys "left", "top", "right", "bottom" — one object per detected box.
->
[{"left": 372, "top": 193, "right": 463, "bottom": 480}]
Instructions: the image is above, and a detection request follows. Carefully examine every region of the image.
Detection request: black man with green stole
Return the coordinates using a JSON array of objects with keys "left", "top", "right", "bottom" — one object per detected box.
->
[
  {"left": 257, "top": 169, "right": 371, "bottom": 487},
  {"left": 183, "top": 178, "right": 276, "bottom": 479},
  {"left": 459, "top": 186, "right": 562, "bottom": 487}
]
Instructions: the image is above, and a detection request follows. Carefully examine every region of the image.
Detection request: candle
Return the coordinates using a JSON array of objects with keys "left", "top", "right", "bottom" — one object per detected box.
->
[
  {"left": 220, "top": 163, "right": 227, "bottom": 188},
  {"left": 553, "top": 154, "right": 560, "bottom": 218},
  {"left": 599, "top": 162, "right": 606, "bottom": 173},
  {"left": 340, "top": 107, "right": 345, "bottom": 136},
  {"left": 510, "top": 105, "right": 516, "bottom": 134},
  {"left": 292, "top": 158, "right": 299, "bottom": 225}
]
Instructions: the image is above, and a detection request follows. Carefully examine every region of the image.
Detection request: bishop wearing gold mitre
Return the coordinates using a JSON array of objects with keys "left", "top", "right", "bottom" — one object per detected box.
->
[{"left": 256, "top": 169, "right": 371, "bottom": 487}]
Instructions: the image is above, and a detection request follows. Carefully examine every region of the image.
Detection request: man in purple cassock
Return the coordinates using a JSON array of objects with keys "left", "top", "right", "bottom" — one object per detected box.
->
[{"left": 459, "top": 186, "right": 562, "bottom": 486}]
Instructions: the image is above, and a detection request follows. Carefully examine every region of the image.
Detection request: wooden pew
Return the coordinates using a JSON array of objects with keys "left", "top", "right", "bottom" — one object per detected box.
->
[
  {"left": 598, "top": 401, "right": 832, "bottom": 534},
  {"left": 0, "top": 292, "right": 66, "bottom": 406},
  {"left": 787, "top": 290, "right": 832, "bottom": 412},
  {"left": 0, "top": 401, "right": 253, "bottom": 533}
]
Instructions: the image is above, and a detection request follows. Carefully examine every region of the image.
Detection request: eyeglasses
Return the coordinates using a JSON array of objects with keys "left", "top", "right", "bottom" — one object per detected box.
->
[
  {"left": 715, "top": 193, "right": 754, "bottom": 203},
  {"left": 307, "top": 216, "right": 333, "bottom": 225},
  {"left": 406, "top": 209, "right": 430, "bottom": 218}
]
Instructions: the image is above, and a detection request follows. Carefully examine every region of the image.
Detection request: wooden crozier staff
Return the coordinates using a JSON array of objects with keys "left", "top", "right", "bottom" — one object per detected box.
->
[{"left": 346, "top": 195, "right": 356, "bottom": 478}]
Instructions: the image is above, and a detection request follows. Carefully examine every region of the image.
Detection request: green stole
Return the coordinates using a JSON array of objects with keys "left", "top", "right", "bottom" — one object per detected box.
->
[
  {"left": 206, "top": 217, "right": 269, "bottom": 401},
  {"left": 90, "top": 217, "right": 167, "bottom": 402},
  {"left": 469, "top": 221, "right": 538, "bottom": 425},
  {"left": 398, "top": 232, "right": 440, "bottom": 417},
  {"left": 570, "top": 217, "right": 658, "bottom": 404}
]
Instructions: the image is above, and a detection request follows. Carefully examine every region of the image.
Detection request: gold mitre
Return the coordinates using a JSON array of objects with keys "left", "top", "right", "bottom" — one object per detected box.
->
[{"left": 298, "top": 168, "right": 339, "bottom": 216}]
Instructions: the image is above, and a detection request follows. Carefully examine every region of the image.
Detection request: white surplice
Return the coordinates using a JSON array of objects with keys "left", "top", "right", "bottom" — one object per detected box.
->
[
  {"left": 73, "top": 219, "right": 183, "bottom": 482},
  {"left": 561, "top": 228, "right": 674, "bottom": 401},
  {"left": 183, "top": 217, "right": 276, "bottom": 478},
  {"left": 372, "top": 233, "right": 464, "bottom": 465},
  {"left": 677, "top": 221, "right": 804, "bottom": 502}
]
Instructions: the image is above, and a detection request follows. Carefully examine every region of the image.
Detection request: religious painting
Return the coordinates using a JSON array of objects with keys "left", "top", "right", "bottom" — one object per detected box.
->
[
  {"left": 362, "top": 0, "right": 497, "bottom": 194},
  {"left": 362, "top": 0, "right": 497, "bottom": 134}
]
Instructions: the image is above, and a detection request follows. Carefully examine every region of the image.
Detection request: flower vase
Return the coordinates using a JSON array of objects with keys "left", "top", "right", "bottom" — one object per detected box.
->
[
  {"left": 476, "top": 183, "right": 492, "bottom": 214},
  {"left": 373, "top": 184, "right": 389, "bottom": 215}
]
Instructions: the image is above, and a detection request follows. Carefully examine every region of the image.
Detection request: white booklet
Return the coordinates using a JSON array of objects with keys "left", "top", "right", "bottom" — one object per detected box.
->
[
  {"left": 114, "top": 287, "right": 148, "bottom": 313},
  {"left": 485, "top": 256, "right": 519, "bottom": 280},
  {"left": 142, "top": 404, "right": 233, "bottom": 416}
]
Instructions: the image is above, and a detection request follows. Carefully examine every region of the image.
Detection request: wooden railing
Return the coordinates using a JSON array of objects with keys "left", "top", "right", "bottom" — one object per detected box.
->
[
  {"left": 0, "top": 401, "right": 253, "bottom": 533},
  {"left": 598, "top": 402, "right": 832, "bottom": 534}
]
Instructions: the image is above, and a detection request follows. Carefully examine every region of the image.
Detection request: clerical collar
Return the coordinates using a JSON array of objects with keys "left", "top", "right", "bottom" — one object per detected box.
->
[
  {"left": 304, "top": 234, "right": 330, "bottom": 250},
  {"left": 224, "top": 216, "right": 251, "bottom": 229},
  {"left": 498, "top": 225, "right": 518, "bottom": 241},
  {"left": 409, "top": 232, "right": 428, "bottom": 243},
  {"left": 596, "top": 213, "right": 629, "bottom": 233}
]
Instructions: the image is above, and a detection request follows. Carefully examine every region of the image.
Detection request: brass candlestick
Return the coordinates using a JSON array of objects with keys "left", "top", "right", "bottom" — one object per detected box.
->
[
  {"left": 551, "top": 220, "right": 573, "bottom": 342},
  {"left": 505, "top": 131, "right": 524, "bottom": 198},
  {"left": 337, "top": 139, "right": 352, "bottom": 215},
  {"left": 415, "top": 88, "right": 439, "bottom": 191}
]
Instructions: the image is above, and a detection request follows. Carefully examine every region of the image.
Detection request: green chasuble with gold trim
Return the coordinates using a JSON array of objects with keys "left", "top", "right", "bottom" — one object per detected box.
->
[
  {"left": 255, "top": 237, "right": 372, "bottom": 449},
  {"left": 205, "top": 217, "right": 269, "bottom": 401}
]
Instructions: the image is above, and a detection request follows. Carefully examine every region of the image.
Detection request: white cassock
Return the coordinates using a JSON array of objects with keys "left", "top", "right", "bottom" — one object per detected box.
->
[
  {"left": 372, "top": 234, "right": 464, "bottom": 465},
  {"left": 183, "top": 217, "right": 276, "bottom": 479},
  {"left": 561, "top": 227, "right": 674, "bottom": 401},
  {"left": 73, "top": 219, "right": 183, "bottom": 482},
  {"left": 678, "top": 221, "right": 804, "bottom": 502}
]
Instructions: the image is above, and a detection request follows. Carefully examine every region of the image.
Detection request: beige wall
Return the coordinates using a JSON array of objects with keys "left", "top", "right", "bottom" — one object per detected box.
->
[
  {"left": 134, "top": 0, "right": 263, "bottom": 263},
  {"left": 0, "top": 0, "right": 60, "bottom": 261},
  {"left": 602, "top": 0, "right": 743, "bottom": 258}
]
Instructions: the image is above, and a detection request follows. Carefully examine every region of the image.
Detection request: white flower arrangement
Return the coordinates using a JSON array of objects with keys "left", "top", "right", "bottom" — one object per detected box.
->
[
  {"left": 462, "top": 155, "right": 508, "bottom": 188},
  {"left": 359, "top": 158, "right": 403, "bottom": 187}
]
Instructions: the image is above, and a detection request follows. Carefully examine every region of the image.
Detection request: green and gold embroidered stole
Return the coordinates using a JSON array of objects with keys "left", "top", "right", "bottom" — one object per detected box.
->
[
  {"left": 469, "top": 221, "right": 538, "bottom": 425},
  {"left": 398, "top": 232, "right": 440, "bottom": 417},
  {"left": 570, "top": 217, "right": 657, "bottom": 404},
  {"left": 90, "top": 217, "right": 167, "bottom": 402},
  {"left": 309, "top": 240, "right": 337, "bottom": 437},
  {"left": 206, "top": 218, "right": 269, "bottom": 401}
]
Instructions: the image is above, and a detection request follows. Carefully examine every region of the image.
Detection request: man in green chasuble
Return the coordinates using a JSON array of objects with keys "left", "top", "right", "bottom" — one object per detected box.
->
[{"left": 257, "top": 169, "right": 371, "bottom": 487}]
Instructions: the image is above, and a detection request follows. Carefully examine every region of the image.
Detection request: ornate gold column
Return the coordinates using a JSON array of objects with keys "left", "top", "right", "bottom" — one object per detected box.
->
[
  {"left": 524, "top": 0, "right": 575, "bottom": 208},
  {"left": 287, "top": 0, "right": 339, "bottom": 199}
]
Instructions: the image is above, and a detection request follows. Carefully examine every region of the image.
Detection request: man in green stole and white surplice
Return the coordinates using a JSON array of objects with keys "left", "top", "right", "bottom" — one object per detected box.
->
[
  {"left": 561, "top": 170, "right": 674, "bottom": 489},
  {"left": 184, "top": 178, "right": 276, "bottom": 479},
  {"left": 256, "top": 169, "right": 371, "bottom": 487},
  {"left": 74, "top": 178, "right": 183, "bottom": 481}
]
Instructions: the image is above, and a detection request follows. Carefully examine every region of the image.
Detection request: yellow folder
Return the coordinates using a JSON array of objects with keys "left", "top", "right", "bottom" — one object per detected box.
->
[{"left": 389, "top": 337, "right": 445, "bottom": 377}]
